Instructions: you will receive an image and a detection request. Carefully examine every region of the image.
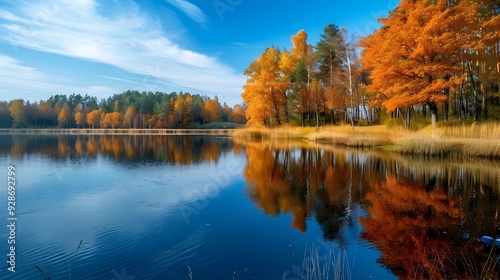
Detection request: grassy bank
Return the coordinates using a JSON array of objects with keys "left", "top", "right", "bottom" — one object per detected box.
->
[{"left": 230, "top": 123, "right": 500, "bottom": 158}]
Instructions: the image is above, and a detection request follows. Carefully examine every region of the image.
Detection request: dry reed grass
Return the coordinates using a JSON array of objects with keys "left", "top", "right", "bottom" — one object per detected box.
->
[
  {"left": 395, "top": 123, "right": 500, "bottom": 158},
  {"left": 231, "top": 123, "right": 500, "bottom": 158},
  {"left": 230, "top": 125, "right": 317, "bottom": 139}
]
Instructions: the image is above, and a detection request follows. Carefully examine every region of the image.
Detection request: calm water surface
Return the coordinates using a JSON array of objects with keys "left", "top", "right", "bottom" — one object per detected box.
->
[{"left": 0, "top": 135, "right": 499, "bottom": 279}]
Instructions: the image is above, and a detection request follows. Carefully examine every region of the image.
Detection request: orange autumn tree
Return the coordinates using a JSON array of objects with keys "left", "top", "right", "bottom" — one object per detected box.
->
[
  {"left": 100, "top": 112, "right": 109, "bottom": 128},
  {"left": 462, "top": 0, "right": 500, "bottom": 120},
  {"left": 242, "top": 47, "right": 291, "bottom": 126},
  {"left": 242, "top": 31, "right": 310, "bottom": 127},
  {"left": 202, "top": 96, "right": 221, "bottom": 123},
  {"left": 123, "top": 106, "right": 137, "bottom": 128},
  {"left": 360, "top": 0, "right": 478, "bottom": 127},
  {"left": 109, "top": 112, "right": 123, "bottom": 128},
  {"left": 229, "top": 104, "right": 247, "bottom": 124},
  {"left": 74, "top": 111, "right": 85, "bottom": 128},
  {"left": 289, "top": 30, "right": 316, "bottom": 126},
  {"left": 86, "top": 109, "right": 101, "bottom": 128},
  {"left": 173, "top": 93, "right": 192, "bottom": 127},
  {"left": 57, "top": 103, "right": 71, "bottom": 128},
  {"left": 309, "top": 78, "right": 325, "bottom": 127}
]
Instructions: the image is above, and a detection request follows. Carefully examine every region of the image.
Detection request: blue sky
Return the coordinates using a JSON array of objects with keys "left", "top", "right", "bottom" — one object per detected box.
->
[{"left": 0, "top": 0, "right": 398, "bottom": 106}]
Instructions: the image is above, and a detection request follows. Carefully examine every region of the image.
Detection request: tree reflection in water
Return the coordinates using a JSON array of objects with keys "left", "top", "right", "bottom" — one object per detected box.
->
[
  {"left": 241, "top": 140, "right": 386, "bottom": 242},
  {"left": 0, "top": 135, "right": 235, "bottom": 165},
  {"left": 361, "top": 176, "right": 486, "bottom": 279},
  {"left": 239, "top": 139, "right": 500, "bottom": 279},
  {"left": 2, "top": 135, "right": 500, "bottom": 278}
]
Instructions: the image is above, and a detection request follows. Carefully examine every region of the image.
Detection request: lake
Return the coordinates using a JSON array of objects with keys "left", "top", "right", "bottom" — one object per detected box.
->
[{"left": 1, "top": 135, "right": 499, "bottom": 279}]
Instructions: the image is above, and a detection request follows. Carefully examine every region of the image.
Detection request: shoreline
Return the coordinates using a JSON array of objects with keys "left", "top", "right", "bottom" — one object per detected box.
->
[
  {"left": 229, "top": 125, "right": 500, "bottom": 159},
  {"left": 2, "top": 125, "right": 499, "bottom": 159},
  {"left": 0, "top": 128, "right": 232, "bottom": 136}
]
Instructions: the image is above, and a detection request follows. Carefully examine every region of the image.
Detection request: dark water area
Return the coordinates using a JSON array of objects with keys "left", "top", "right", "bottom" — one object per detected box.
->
[{"left": 0, "top": 135, "right": 499, "bottom": 279}]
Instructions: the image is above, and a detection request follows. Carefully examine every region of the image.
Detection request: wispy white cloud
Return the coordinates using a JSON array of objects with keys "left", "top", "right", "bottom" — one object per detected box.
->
[
  {"left": 165, "top": 0, "right": 208, "bottom": 27},
  {"left": 0, "top": 54, "right": 44, "bottom": 82},
  {"left": 85, "top": 86, "right": 115, "bottom": 96},
  {"left": 0, "top": 0, "right": 244, "bottom": 103},
  {"left": 0, "top": 54, "right": 113, "bottom": 99}
]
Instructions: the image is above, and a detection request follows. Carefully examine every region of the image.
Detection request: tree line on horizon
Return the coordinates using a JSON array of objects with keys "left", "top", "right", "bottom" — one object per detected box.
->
[
  {"left": 0, "top": 90, "right": 247, "bottom": 129},
  {"left": 242, "top": 0, "right": 500, "bottom": 128}
]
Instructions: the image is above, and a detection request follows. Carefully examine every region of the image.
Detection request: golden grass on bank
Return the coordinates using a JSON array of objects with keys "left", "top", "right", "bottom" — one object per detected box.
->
[
  {"left": 394, "top": 123, "right": 500, "bottom": 158},
  {"left": 231, "top": 123, "right": 500, "bottom": 158},
  {"left": 436, "top": 122, "right": 500, "bottom": 139},
  {"left": 231, "top": 125, "right": 399, "bottom": 147},
  {"left": 395, "top": 137, "right": 500, "bottom": 158},
  {"left": 229, "top": 125, "right": 317, "bottom": 139},
  {"left": 307, "top": 125, "right": 398, "bottom": 148}
]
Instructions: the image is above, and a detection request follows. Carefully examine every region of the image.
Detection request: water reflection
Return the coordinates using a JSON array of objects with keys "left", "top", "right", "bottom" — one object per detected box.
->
[
  {"left": 237, "top": 138, "right": 500, "bottom": 279},
  {"left": 361, "top": 176, "right": 471, "bottom": 279},
  {"left": 241, "top": 140, "right": 385, "bottom": 243},
  {"left": 2, "top": 135, "right": 500, "bottom": 279},
  {"left": 0, "top": 135, "right": 240, "bottom": 165}
]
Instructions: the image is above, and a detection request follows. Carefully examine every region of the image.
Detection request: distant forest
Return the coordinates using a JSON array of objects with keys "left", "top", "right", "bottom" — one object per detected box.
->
[{"left": 0, "top": 90, "right": 247, "bottom": 129}]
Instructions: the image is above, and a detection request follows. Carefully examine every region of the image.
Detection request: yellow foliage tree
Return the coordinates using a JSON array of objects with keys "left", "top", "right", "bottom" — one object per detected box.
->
[
  {"left": 123, "top": 106, "right": 137, "bottom": 128},
  {"left": 229, "top": 104, "right": 247, "bottom": 124},
  {"left": 9, "top": 99, "right": 26, "bottom": 128},
  {"left": 242, "top": 47, "right": 291, "bottom": 126},
  {"left": 57, "top": 103, "right": 71, "bottom": 128},
  {"left": 100, "top": 112, "right": 110, "bottom": 128},
  {"left": 202, "top": 97, "right": 221, "bottom": 123},
  {"left": 174, "top": 93, "right": 192, "bottom": 127},
  {"left": 86, "top": 109, "right": 101, "bottom": 128},
  {"left": 74, "top": 111, "right": 85, "bottom": 128},
  {"left": 109, "top": 112, "right": 123, "bottom": 128}
]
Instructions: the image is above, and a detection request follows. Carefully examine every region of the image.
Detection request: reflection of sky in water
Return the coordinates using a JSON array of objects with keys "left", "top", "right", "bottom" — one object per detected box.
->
[
  {"left": 0, "top": 136, "right": 398, "bottom": 279},
  {"left": 11, "top": 153, "right": 244, "bottom": 244},
  {"left": 1, "top": 151, "right": 255, "bottom": 278}
]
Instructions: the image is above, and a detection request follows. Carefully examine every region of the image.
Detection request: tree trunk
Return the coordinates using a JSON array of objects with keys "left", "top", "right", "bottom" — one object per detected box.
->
[
  {"left": 284, "top": 94, "right": 289, "bottom": 124},
  {"left": 427, "top": 101, "right": 438, "bottom": 128},
  {"left": 323, "top": 105, "right": 327, "bottom": 127},
  {"left": 273, "top": 101, "right": 281, "bottom": 125},
  {"left": 483, "top": 94, "right": 488, "bottom": 120},
  {"left": 362, "top": 105, "right": 369, "bottom": 125},
  {"left": 315, "top": 108, "right": 319, "bottom": 128},
  {"left": 398, "top": 108, "right": 410, "bottom": 129},
  {"left": 467, "top": 62, "right": 480, "bottom": 121},
  {"left": 444, "top": 102, "right": 449, "bottom": 121}
]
